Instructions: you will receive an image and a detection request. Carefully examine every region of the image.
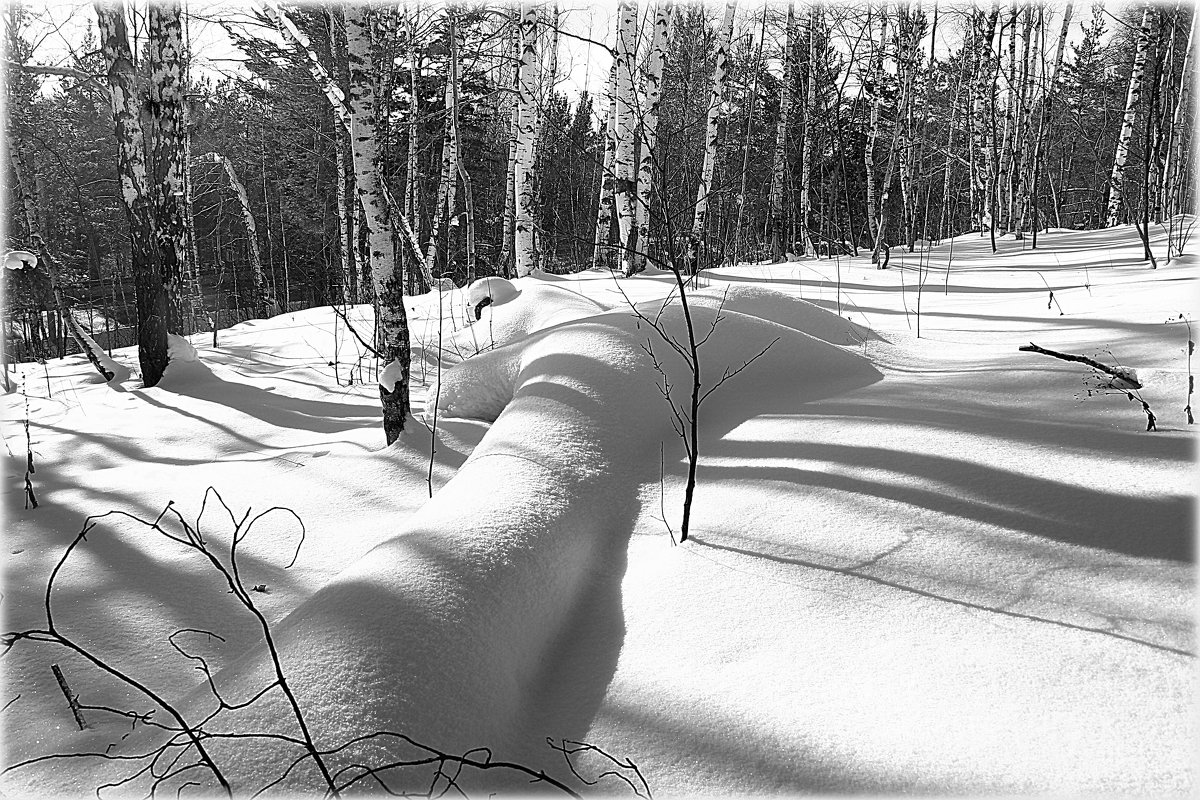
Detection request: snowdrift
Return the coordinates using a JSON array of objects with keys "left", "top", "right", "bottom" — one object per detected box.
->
[
  {"left": 2, "top": 224, "right": 1194, "bottom": 798},
  {"left": 171, "top": 288, "right": 882, "bottom": 793}
]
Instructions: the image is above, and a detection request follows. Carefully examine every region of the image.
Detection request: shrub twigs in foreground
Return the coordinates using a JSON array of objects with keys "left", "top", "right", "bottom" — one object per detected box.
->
[{"left": 3, "top": 490, "right": 649, "bottom": 798}]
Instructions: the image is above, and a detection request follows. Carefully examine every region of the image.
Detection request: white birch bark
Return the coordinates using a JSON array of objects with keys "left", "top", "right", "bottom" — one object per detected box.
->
[
  {"left": 425, "top": 29, "right": 459, "bottom": 276},
  {"left": 146, "top": 1, "right": 188, "bottom": 328},
  {"left": 768, "top": 0, "right": 797, "bottom": 259},
  {"left": 1105, "top": 6, "right": 1153, "bottom": 228},
  {"left": 346, "top": 4, "right": 412, "bottom": 443},
  {"left": 689, "top": 0, "right": 737, "bottom": 271},
  {"left": 1164, "top": 10, "right": 1196, "bottom": 218},
  {"left": 593, "top": 63, "right": 618, "bottom": 269},
  {"left": 634, "top": 0, "right": 674, "bottom": 273},
  {"left": 96, "top": 1, "right": 170, "bottom": 386},
  {"left": 513, "top": 1, "right": 539, "bottom": 277},
  {"left": 203, "top": 153, "right": 269, "bottom": 311},
  {"left": 613, "top": 0, "right": 639, "bottom": 274},
  {"left": 500, "top": 9, "right": 520, "bottom": 276}
]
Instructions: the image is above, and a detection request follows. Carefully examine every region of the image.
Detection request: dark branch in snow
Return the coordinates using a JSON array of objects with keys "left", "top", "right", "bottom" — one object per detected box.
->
[{"left": 1018, "top": 342, "right": 1142, "bottom": 388}]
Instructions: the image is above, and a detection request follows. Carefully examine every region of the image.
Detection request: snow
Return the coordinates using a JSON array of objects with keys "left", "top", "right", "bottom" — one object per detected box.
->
[
  {"left": 4, "top": 250, "right": 37, "bottom": 270},
  {"left": 1, "top": 224, "right": 1195, "bottom": 798}
]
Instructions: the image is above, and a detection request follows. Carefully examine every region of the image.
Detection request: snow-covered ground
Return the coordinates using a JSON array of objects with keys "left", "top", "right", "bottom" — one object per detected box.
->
[{"left": 2, "top": 223, "right": 1195, "bottom": 798}]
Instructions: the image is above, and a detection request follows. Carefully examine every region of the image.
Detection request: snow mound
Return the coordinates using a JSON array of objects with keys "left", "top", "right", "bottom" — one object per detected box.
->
[
  {"left": 438, "top": 280, "right": 607, "bottom": 361},
  {"left": 690, "top": 283, "right": 877, "bottom": 345},
  {"left": 167, "top": 333, "right": 199, "bottom": 362},
  {"left": 465, "top": 276, "right": 518, "bottom": 307},
  {"left": 171, "top": 293, "right": 880, "bottom": 793}
]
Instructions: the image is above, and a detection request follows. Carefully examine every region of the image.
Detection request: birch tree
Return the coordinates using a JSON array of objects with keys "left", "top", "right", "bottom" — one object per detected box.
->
[
  {"left": 145, "top": 1, "right": 187, "bottom": 332},
  {"left": 767, "top": 1, "right": 797, "bottom": 260},
  {"left": 593, "top": 62, "right": 618, "bottom": 269},
  {"left": 688, "top": 0, "right": 737, "bottom": 273},
  {"left": 799, "top": 4, "right": 821, "bottom": 257},
  {"left": 346, "top": 4, "right": 412, "bottom": 443},
  {"left": 1105, "top": 6, "right": 1152, "bottom": 228},
  {"left": 203, "top": 153, "right": 271, "bottom": 315},
  {"left": 513, "top": 2, "right": 539, "bottom": 277},
  {"left": 634, "top": 0, "right": 674, "bottom": 274},
  {"left": 1026, "top": 2, "right": 1073, "bottom": 246},
  {"left": 95, "top": 1, "right": 170, "bottom": 386},
  {"left": 425, "top": 14, "right": 460, "bottom": 276},
  {"left": 613, "top": 0, "right": 640, "bottom": 275}
]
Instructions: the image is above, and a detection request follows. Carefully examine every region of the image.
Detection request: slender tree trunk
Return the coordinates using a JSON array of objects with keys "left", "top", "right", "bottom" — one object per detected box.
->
[
  {"left": 1030, "top": 2, "right": 1072, "bottom": 248},
  {"left": 346, "top": 4, "right": 412, "bottom": 444},
  {"left": 96, "top": 1, "right": 169, "bottom": 386},
  {"left": 864, "top": 5, "right": 885, "bottom": 255},
  {"left": 632, "top": 0, "right": 673, "bottom": 273},
  {"left": 425, "top": 38, "right": 459, "bottom": 276},
  {"left": 145, "top": 2, "right": 187, "bottom": 334},
  {"left": 205, "top": 153, "right": 271, "bottom": 315},
  {"left": 1106, "top": 6, "right": 1153, "bottom": 228},
  {"left": 1163, "top": 10, "right": 1195, "bottom": 220},
  {"left": 593, "top": 62, "right": 618, "bottom": 269},
  {"left": 612, "top": 0, "right": 640, "bottom": 274},
  {"left": 688, "top": 0, "right": 737, "bottom": 273},
  {"left": 513, "top": 2, "right": 540, "bottom": 277},
  {"left": 328, "top": 6, "right": 355, "bottom": 303},
  {"left": 733, "top": 8, "right": 766, "bottom": 264},
  {"left": 800, "top": 4, "right": 820, "bottom": 257},
  {"left": 448, "top": 6, "right": 477, "bottom": 281},
  {"left": 1140, "top": 12, "right": 1164, "bottom": 262},
  {"left": 499, "top": 10, "right": 520, "bottom": 277},
  {"left": 768, "top": 1, "right": 797, "bottom": 260},
  {"left": 403, "top": 4, "right": 421, "bottom": 290}
]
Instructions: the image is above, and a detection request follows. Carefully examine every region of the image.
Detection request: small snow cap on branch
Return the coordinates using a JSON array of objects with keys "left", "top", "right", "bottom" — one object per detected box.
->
[{"left": 4, "top": 250, "right": 38, "bottom": 270}]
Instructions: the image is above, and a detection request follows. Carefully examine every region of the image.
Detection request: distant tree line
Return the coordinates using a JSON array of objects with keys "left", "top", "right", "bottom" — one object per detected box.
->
[{"left": 4, "top": 1, "right": 1194, "bottom": 437}]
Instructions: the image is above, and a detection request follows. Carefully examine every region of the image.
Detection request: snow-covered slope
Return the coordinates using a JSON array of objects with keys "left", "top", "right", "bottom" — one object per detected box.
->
[{"left": 1, "top": 223, "right": 1194, "bottom": 798}]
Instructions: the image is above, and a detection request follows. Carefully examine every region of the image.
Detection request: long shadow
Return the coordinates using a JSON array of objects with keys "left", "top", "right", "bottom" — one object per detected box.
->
[
  {"left": 158, "top": 363, "right": 377, "bottom": 435},
  {"left": 686, "top": 536, "right": 1191, "bottom": 657},
  {"left": 703, "top": 439, "right": 1194, "bottom": 563},
  {"left": 784, "top": 400, "right": 1195, "bottom": 462}
]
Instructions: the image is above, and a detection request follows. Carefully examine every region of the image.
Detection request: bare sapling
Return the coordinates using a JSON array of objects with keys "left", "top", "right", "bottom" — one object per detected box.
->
[
  {"left": 2, "top": 490, "right": 651, "bottom": 798},
  {"left": 1166, "top": 313, "right": 1193, "bottom": 424},
  {"left": 22, "top": 378, "right": 38, "bottom": 509}
]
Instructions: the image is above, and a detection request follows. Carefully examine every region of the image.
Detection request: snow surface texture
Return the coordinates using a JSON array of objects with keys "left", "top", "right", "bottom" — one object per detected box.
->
[{"left": 1, "top": 224, "right": 1195, "bottom": 798}]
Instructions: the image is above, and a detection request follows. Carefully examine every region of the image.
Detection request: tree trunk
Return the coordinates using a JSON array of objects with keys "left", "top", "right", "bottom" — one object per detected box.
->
[
  {"left": 346, "top": 4, "right": 412, "bottom": 444},
  {"left": 425, "top": 28, "right": 459, "bottom": 277},
  {"left": 613, "top": 0, "right": 639, "bottom": 274},
  {"left": 513, "top": 2, "right": 539, "bottom": 277},
  {"left": 768, "top": 1, "right": 797, "bottom": 260},
  {"left": 500, "top": 9, "right": 520, "bottom": 277},
  {"left": 328, "top": 5, "right": 356, "bottom": 303},
  {"left": 96, "top": 1, "right": 169, "bottom": 387},
  {"left": 204, "top": 153, "right": 271, "bottom": 315},
  {"left": 145, "top": 1, "right": 187, "bottom": 333},
  {"left": 734, "top": 8, "right": 767, "bottom": 264},
  {"left": 633, "top": 0, "right": 674, "bottom": 274},
  {"left": 593, "top": 62, "right": 618, "bottom": 269},
  {"left": 1163, "top": 10, "right": 1195, "bottom": 220},
  {"left": 688, "top": 0, "right": 737, "bottom": 273},
  {"left": 800, "top": 4, "right": 821, "bottom": 257},
  {"left": 449, "top": 6, "right": 477, "bottom": 281},
  {"left": 1029, "top": 2, "right": 1073, "bottom": 248},
  {"left": 1105, "top": 6, "right": 1153, "bottom": 228}
]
